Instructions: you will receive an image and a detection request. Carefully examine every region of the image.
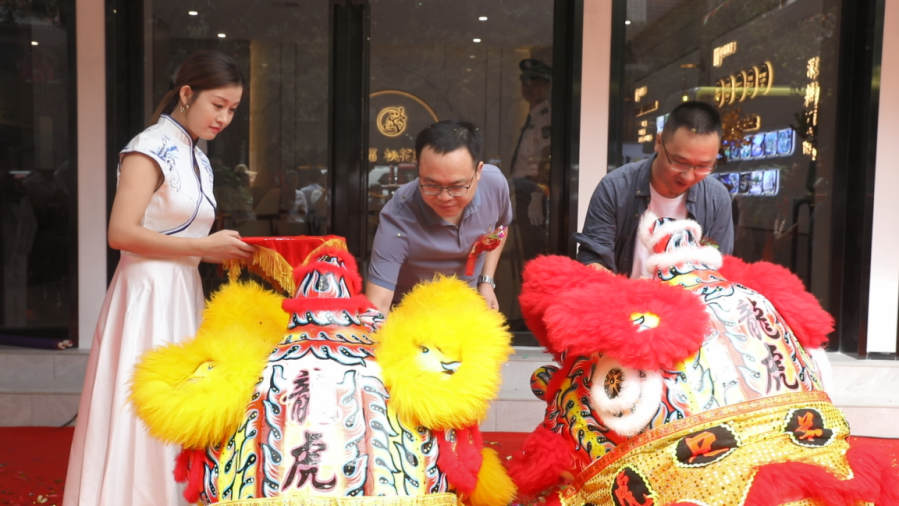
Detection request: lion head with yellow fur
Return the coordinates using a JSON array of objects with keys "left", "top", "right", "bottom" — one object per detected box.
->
[{"left": 130, "top": 237, "right": 515, "bottom": 506}]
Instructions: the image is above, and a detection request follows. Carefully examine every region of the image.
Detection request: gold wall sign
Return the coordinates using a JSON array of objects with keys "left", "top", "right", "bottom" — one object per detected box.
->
[
  {"left": 713, "top": 41, "right": 737, "bottom": 67},
  {"left": 636, "top": 101, "right": 659, "bottom": 117},
  {"left": 734, "top": 71, "right": 747, "bottom": 102},
  {"left": 802, "top": 56, "right": 821, "bottom": 161},
  {"left": 635, "top": 86, "right": 648, "bottom": 102},
  {"left": 714, "top": 61, "right": 773, "bottom": 107},
  {"left": 807, "top": 57, "right": 820, "bottom": 80},
  {"left": 377, "top": 106, "right": 407, "bottom": 137},
  {"left": 745, "top": 67, "right": 758, "bottom": 99},
  {"left": 757, "top": 62, "right": 773, "bottom": 95},
  {"left": 384, "top": 148, "right": 416, "bottom": 163},
  {"left": 740, "top": 114, "right": 761, "bottom": 132},
  {"left": 722, "top": 76, "right": 734, "bottom": 105}
]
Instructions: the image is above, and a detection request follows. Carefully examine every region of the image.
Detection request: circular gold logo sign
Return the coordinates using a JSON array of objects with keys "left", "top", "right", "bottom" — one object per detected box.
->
[{"left": 377, "top": 106, "right": 407, "bottom": 137}]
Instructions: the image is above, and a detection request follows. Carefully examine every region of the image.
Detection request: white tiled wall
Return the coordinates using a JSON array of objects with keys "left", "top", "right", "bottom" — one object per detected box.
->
[
  {"left": 1, "top": 346, "right": 897, "bottom": 438},
  {"left": 0, "top": 346, "right": 87, "bottom": 426}
]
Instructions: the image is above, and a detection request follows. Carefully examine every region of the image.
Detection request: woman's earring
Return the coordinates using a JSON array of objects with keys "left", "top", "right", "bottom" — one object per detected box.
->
[
  {"left": 179, "top": 103, "right": 189, "bottom": 113},
  {"left": 179, "top": 104, "right": 186, "bottom": 113}
]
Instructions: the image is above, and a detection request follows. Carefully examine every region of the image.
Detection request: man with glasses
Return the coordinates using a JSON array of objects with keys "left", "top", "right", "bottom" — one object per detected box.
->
[
  {"left": 366, "top": 119, "right": 512, "bottom": 315},
  {"left": 574, "top": 101, "right": 733, "bottom": 278}
]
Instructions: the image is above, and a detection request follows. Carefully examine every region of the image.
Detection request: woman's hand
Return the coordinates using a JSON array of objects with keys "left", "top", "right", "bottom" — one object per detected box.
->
[{"left": 196, "top": 230, "right": 256, "bottom": 262}]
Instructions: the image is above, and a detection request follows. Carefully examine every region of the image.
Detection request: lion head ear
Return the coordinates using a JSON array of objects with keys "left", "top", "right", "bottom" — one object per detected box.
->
[{"left": 519, "top": 255, "right": 619, "bottom": 358}]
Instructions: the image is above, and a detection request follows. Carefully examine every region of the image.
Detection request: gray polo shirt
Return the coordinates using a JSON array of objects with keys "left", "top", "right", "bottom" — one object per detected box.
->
[{"left": 368, "top": 164, "right": 513, "bottom": 302}]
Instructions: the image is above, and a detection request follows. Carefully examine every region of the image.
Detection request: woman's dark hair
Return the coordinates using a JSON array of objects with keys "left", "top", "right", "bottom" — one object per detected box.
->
[
  {"left": 150, "top": 50, "right": 245, "bottom": 125},
  {"left": 414, "top": 119, "right": 483, "bottom": 166},
  {"left": 661, "top": 101, "right": 723, "bottom": 141}
]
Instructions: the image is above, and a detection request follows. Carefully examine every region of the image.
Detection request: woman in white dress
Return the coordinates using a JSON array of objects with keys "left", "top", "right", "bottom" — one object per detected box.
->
[{"left": 63, "top": 50, "right": 256, "bottom": 506}]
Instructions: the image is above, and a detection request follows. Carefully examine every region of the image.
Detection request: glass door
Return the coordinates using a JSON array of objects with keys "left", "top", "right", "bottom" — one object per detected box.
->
[
  {"left": 0, "top": 1, "right": 77, "bottom": 347},
  {"left": 366, "top": 0, "right": 556, "bottom": 332},
  {"left": 145, "top": 0, "right": 331, "bottom": 293}
]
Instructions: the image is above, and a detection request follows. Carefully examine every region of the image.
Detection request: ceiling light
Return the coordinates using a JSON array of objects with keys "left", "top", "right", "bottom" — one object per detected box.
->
[
  {"left": 217, "top": 33, "right": 226, "bottom": 38},
  {"left": 188, "top": 10, "right": 198, "bottom": 15},
  {"left": 625, "top": 20, "right": 631, "bottom": 25},
  {"left": 469, "top": 55, "right": 476, "bottom": 59},
  {"left": 466, "top": 68, "right": 472, "bottom": 72},
  {"left": 473, "top": 38, "right": 481, "bottom": 43},
  {"left": 31, "top": 41, "right": 38, "bottom": 46},
  {"left": 478, "top": 16, "right": 488, "bottom": 21}
]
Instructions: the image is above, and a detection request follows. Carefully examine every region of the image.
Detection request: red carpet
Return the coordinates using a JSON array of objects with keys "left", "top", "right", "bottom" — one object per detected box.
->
[
  {"left": 0, "top": 427, "right": 71, "bottom": 506},
  {"left": 1, "top": 427, "right": 896, "bottom": 505}
]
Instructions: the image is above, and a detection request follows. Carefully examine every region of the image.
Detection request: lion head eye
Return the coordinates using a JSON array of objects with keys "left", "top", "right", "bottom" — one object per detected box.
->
[{"left": 420, "top": 346, "right": 430, "bottom": 353}]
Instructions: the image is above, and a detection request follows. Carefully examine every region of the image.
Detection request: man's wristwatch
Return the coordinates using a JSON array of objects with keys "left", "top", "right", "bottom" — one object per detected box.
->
[{"left": 477, "top": 275, "right": 496, "bottom": 290}]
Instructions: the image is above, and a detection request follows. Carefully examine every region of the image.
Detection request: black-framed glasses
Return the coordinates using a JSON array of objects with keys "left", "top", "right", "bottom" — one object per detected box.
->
[
  {"left": 419, "top": 174, "right": 477, "bottom": 197},
  {"left": 661, "top": 142, "right": 717, "bottom": 175}
]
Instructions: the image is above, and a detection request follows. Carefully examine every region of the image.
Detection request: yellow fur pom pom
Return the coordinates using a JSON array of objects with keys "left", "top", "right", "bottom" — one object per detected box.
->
[
  {"left": 466, "top": 448, "right": 518, "bottom": 506},
  {"left": 375, "top": 275, "right": 513, "bottom": 429},
  {"left": 130, "top": 282, "right": 286, "bottom": 448}
]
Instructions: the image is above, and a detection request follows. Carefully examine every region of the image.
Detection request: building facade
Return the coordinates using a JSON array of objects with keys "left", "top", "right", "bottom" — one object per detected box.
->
[{"left": 0, "top": 0, "right": 895, "bottom": 357}]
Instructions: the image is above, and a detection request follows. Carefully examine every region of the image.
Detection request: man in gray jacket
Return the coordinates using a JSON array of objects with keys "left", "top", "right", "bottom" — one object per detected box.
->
[{"left": 574, "top": 101, "right": 733, "bottom": 278}]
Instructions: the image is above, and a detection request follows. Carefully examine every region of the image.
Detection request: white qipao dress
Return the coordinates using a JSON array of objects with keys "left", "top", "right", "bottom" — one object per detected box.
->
[{"left": 64, "top": 115, "right": 216, "bottom": 506}]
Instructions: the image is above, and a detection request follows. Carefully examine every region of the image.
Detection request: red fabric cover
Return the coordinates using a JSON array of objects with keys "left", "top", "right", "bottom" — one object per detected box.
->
[
  {"left": 173, "top": 447, "right": 206, "bottom": 504},
  {"left": 435, "top": 426, "right": 485, "bottom": 495},
  {"left": 744, "top": 439, "right": 899, "bottom": 506},
  {"left": 719, "top": 256, "right": 833, "bottom": 349},
  {"left": 520, "top": 255, "right": 710, "bottom": 371},
  {"left": 242, "top": 235, "right": 345, "bottom": 269},
  {"left": 290, "top": 248, "right": 363, "bottom": 296},
  {"left": 505, "top": 426, "right": 577, "bottom": 496}
]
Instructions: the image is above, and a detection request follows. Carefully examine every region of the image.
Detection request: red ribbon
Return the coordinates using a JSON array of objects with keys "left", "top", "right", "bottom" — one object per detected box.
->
[{"left": 465, "top": 225, "right": 507, "bottom": 276}]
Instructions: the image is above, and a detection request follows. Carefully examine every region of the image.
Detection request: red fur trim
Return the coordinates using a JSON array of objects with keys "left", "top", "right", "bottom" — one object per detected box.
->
[
  {"left": 519, "top": 256, "right": 622, "bottom": 357},
  {"left": 173, "top": 448, "right": 205, "bottom": 504},
  {"left": 541, "top": 277, "right": 709, "bottom": 370},
  {"left": 282, "top": 294, "right": 376, "bottom": 315},
  {"left": 505, "top": 426, "right": 576, "bottom": 495},
  {"left": 435, "top": 426, "right": 484, "bottom": 494},
  {"left": 744, "top": 439, "right": 899, "bottom": 506},
  {"left": 719, "top": 256, "right": 833, "bottom": 349},
  {"left": 292, "top": 249, "right": 363, "bottom": 295}
]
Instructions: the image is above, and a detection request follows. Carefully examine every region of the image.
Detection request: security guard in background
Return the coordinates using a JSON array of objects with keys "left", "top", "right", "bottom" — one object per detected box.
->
[{"left": 510, "top": 58, "right": 552, "bottom": 263}]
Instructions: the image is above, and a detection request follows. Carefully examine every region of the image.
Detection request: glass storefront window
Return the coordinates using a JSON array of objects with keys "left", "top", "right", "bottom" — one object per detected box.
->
[
  {"left": 615, "top": 0, "right": 843, "bottom": 309},
  {"left": 0, "top": 2, "right": 75, "bottom": 346},
  {"left": 366, "top": 1, "right": 555, "bottom": 332},
  {"left": 147, "top": 0, "right": 329, "bottom": 292}
]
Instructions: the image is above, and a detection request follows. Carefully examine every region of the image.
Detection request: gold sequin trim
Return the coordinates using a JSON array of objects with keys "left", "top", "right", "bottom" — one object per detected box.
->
[{"left": 560, "top": 392, "right": 852, "bottom": 506}]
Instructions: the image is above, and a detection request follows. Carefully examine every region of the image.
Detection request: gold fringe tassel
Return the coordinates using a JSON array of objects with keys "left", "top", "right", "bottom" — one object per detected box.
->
[{"left": 223, "top": 246, "right": 296, "bottom": 295}]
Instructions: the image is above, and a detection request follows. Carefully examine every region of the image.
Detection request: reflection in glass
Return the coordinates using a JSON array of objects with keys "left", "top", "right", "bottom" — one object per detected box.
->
[
  {"left": 148, "top": 0, "right": 329, "bottom": 294},
  {"left": 0, "top": 1, "right": 74, "bottom": 345},
  {"left": 618, "top": 0, "right": 842, "bottom": 308},
  {"left": 366, "top": 1, "right": 554, "bottom": 334}
]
